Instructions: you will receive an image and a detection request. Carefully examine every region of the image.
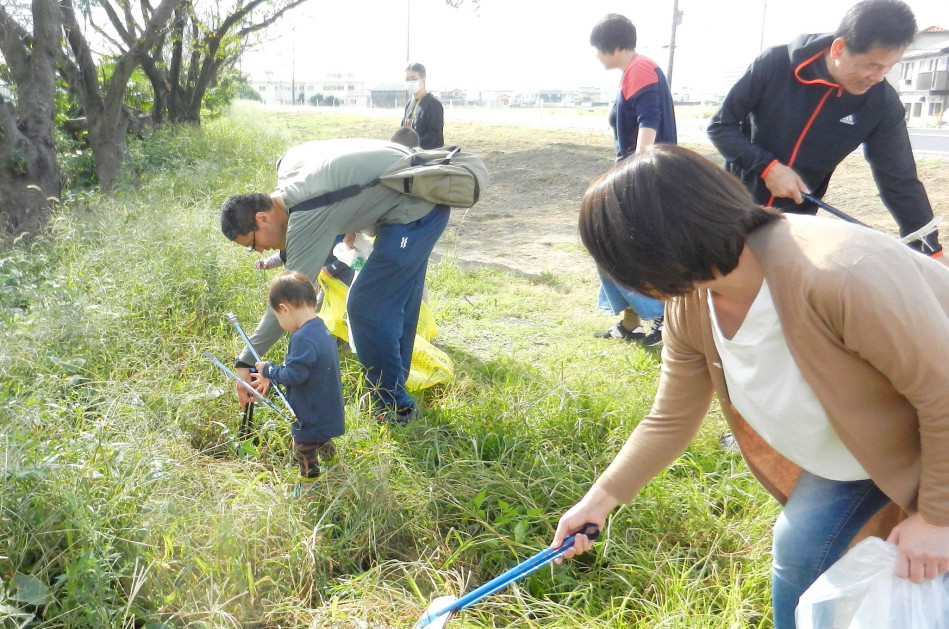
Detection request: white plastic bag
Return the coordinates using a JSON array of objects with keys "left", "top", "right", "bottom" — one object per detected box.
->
[
  {"left": 796, "top": 537, "right": 949, "bottom": 629},
  {"left": 332, "top": 233, "right": 373, "bottom": 271}
]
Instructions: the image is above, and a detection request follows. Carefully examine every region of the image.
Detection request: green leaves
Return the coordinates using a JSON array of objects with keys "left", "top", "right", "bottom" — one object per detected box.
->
[{"left": 10, "top": 573, "right": 52, "bottom": 606}]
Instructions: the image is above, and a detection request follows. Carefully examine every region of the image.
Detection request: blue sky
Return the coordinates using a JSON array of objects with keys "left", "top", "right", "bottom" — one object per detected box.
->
[{"left": 240, "top": 0, "right": 948, "bottom": 95}]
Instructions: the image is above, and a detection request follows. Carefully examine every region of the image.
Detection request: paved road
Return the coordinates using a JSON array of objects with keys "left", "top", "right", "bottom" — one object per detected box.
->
[{"left": 909, "top": 128, "right": 949, "bottom": 154}]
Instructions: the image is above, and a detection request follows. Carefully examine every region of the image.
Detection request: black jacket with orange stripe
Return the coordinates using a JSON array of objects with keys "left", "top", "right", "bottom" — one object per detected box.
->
[{"left": 708, "top": 33, "right": 939, "bottom": 254}]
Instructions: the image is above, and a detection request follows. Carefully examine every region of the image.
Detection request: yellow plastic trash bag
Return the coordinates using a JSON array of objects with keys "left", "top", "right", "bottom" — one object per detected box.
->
[{"left": 316, "top": 271, "right": 453, "bottom": 391}]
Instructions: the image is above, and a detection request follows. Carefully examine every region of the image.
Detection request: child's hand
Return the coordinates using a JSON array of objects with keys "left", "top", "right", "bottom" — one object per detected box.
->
[
  {"left": 254, "top": 259, "right": 268, "bottom": 270},
  {"left": 251, "top": 362, "right": 271, "bottom": 395}
]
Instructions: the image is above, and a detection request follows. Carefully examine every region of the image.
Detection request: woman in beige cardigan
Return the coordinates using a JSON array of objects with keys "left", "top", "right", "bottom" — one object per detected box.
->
[{"left": 552, "top": 145, "right": 949, "bottom": 628}]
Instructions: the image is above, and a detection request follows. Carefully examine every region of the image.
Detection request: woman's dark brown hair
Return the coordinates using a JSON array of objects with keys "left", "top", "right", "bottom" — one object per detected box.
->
[{"left": 579, "top": 144, "right": 782, "bottom": 298}]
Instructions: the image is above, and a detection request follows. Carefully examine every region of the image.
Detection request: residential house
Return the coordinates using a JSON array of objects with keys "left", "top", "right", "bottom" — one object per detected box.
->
[
  {"left": 894, "top": 26, "right": 949, "bottom": 126},
  {"left": 369, "top": 84, "right": 409, "bottom": 109},
  {"left": 437, "top": 88, "right": 466, "bottom": 107},
  {"left": 251, "top": 73, "right": 368, "bottom": 107}
]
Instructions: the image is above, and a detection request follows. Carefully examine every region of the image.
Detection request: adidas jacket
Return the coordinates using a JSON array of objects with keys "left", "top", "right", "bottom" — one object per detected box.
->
[{"left": 708, "top": 33, "right": 939, "bottom": 253}]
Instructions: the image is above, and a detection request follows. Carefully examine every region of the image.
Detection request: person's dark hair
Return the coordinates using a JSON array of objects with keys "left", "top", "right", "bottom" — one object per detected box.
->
[
  {"left": 220, "top": 193, "right": 271, "bottom": 240},
  {"left": 835, "top": 0, "right": 916, "bottom": 54},
  {"left": 590, "top": 13, "right": 637, "bottom": 53},
  {"left": 390, "top": 126, "right": 420, "bottom": 148},
  {"left": 268, "top": 270, "right": 317, "bottom": 311},
  {"left": 405, "top": 62, "right": 426, "bottom": 78},
  {"left": 579, "top": 145, "right": 782, "bottom": 298}
]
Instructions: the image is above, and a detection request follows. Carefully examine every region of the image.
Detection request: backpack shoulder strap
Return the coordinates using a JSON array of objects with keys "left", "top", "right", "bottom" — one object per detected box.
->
[{"left": 287, "top": 179, "right": 380, "bottom": 215}]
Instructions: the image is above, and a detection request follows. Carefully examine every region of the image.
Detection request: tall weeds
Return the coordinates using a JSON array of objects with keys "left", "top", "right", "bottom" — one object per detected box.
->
[{"left": 1, "top": 104, "right": 776, "bottom": 628}]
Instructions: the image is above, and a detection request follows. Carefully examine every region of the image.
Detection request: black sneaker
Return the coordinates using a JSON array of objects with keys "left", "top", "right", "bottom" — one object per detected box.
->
[
  {"left": 641, "top": 316, "right": 664, "bottom": 348},
  {"left": 373, "top": 404, "right": 421, "bottom": 425},
  {"left": 393, "top": 405, "right": 421, "bottom": 425},
  {"left": 593, "top": 321, "right": 646, "bottom": 341}
]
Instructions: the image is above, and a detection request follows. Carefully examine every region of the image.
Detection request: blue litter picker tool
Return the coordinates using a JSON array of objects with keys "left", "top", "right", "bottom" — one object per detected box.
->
[
  {"left": 225, "top": 312, "right": 295, "bottom": 418},
  {"left": 203, "top": 352, "right": 294, "bottom": 424},
  {"left": 801, "top": 193, "right": 941, "bottom": 253},
  {"left": 414, "top": 523, "right": 600, "bottom": 629}
]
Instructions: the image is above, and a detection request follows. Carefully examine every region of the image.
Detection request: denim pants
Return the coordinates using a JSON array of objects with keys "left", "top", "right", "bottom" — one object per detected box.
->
[
  {"left": 771, "top": 470, "right": 891, "bottom": 628},
  {"left": 596, "top": 269, "right": 664, "bottom": 320},
  {"left": 347, "top": 205, "right": 450, "bottom": 410}
]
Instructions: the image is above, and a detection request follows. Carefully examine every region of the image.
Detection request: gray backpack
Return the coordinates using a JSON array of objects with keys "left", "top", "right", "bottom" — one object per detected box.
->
[{"left": 287, "top": 146, "right": 488, "bottom": 214}]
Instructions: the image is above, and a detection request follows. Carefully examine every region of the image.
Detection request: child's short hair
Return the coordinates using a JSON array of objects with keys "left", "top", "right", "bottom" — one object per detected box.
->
[
  {"left": 391, "top": 127, "right": 420, "bottom": 148},
  {"left": 268, "top": 270, "right": 318, "bottom": 311}
]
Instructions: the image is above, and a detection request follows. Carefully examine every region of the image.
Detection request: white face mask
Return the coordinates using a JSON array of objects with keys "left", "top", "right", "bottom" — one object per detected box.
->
[{"left": 405, "top": 80, "right": 421, "bottom": 95}]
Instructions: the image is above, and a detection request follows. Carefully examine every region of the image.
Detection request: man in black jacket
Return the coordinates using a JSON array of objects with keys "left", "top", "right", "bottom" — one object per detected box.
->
[
  {"left": 402, "top": 63, "right": 444, "bottom": 150},
  {"left": 708, "top": 0, "right": 942, "bottom": 257}
]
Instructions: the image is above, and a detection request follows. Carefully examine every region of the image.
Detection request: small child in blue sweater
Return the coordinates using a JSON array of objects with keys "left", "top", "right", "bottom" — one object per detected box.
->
[{"left": 252, "top": 271, "right": 346, "bottom": 490}]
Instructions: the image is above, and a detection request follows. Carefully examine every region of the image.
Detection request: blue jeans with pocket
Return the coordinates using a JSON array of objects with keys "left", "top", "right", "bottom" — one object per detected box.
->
[
  {"left": 347, "top": 205, "right": 450, "bottom": 410},
  {"left": 596, "top": 269, "right": 664, "bottom": 321},
  {"left": 771, "top": 470, "right": 891, "bottom": 628}
]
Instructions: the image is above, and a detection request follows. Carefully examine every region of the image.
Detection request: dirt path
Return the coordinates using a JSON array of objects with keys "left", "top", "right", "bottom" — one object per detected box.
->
[{"left": 437, "top": 121, "right": 949, "bottom": 275}]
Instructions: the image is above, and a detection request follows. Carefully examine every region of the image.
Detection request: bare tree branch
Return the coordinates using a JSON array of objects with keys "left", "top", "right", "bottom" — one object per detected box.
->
[
  {"left": 235, "top": 0, "right": 310, "bottom": 39},
  {"left": 0, "top": 4, "right": 34, "bottom": 78},
  {"left": 61, "top": 0, "right": 104, "bottom": 102},
  {"left": 98, "top": 0, "right": 133, "bottom": 46}
]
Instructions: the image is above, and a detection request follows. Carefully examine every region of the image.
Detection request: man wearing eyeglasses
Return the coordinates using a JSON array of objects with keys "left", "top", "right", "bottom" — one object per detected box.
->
[{"left": 219, "top": 138, "right": 450, "bottom": 425}]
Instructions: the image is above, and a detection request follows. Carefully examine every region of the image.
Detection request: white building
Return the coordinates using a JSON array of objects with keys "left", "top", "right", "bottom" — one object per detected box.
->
[
  {"left": 894, "top": 26, "right": 949, "bottom": 127},
  {"left": 251, "top": 73, "right": 368, "bottom": 107}
]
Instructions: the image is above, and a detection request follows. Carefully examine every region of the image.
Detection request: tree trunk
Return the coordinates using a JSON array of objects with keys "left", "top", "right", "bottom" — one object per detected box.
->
[
  {"left": 0, "top": 99, "right": 59, "bottom": 239},
  {"left": 59, "top": 0, "right": 176, "bottom": 190},
  {"left": 0, "top": 0, "right": 62, "bottom": 241},
  {"left": 86, "top": 108, "right": 131, "bottom": 190}
]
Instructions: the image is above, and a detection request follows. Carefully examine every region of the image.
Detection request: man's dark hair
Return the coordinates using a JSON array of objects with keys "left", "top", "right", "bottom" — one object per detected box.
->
[
  {"left": 405, "top": 62, "right": 426, "bottom": 78},
  {"left": 268, "top": 270, "right": 317, "bottom": 311},
  {"left": 579, "top": 145, "right": 782, "bottom": 298},
  {"left": 590, "top": 13, "right": 637, "bottom": 53},
  {"left": 220, "top": 193, "right": 271, "bottom": 241},
  {"left": 835, "top": 0, "right": 917, "bottom": 54},
  {"left": 390, "top": 126, "right": 420, "bottom": 148}
]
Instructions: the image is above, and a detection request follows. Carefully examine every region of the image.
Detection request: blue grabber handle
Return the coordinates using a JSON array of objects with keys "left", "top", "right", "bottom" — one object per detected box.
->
[
  {"left": 225, "top": 313, "right": 295, "bottom": 418},
  {"left": 416, "top": 523, "right": 600, "bottom": 628},
  {"left": 801, "top": 193, "right": 871, "bottom": 228}
]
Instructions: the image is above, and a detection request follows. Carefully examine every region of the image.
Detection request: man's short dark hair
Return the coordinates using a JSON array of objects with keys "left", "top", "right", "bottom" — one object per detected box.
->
[
  {"left": 268, "top": 270, "right": 317, "bottom": 311},
  {"left": 579, "top": 145, "right": 782, "bottom": 298},
  {"left": 405, "top": 62, "right": 426, "bottom": 78},
  {"left": 220, "top": 193, "right": 271, "bottom": 241},
  {"left": 836, "top": 0, "right": 917, "bottom": 54},
  {"left": 590, "top": 13, "right": 637, "bottom": 53}
]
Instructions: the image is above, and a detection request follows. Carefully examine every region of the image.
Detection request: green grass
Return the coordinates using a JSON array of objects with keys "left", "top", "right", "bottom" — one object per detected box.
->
[{"left": 0, "top": 103, "right": 777, "bottom": 628}]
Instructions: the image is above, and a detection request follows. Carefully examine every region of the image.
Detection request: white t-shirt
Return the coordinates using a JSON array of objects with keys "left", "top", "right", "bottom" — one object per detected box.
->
[{"left": 708, "top": 280, "right": 869, "bottom": 481}]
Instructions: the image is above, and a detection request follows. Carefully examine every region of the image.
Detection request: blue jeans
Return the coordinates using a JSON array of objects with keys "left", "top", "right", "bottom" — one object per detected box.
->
[
  {"left": 771, "top": 470, "right": 890, "bottom": 628},
  {"left": 596, "top": 269, "right": 664, "bottom": 320},
  {"left": 347, "top": 205, "right": 450, "bottom": 410}
]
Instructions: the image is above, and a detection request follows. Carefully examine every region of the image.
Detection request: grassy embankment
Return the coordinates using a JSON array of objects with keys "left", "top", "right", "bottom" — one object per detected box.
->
[{"left": 1, "top": 103, "right": 776, "bottom": 628}]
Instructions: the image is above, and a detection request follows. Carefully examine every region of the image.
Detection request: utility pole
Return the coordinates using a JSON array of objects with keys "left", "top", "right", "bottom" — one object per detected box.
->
[
  {"left": 291, "top": 31, "right": 296, "bottom": 106},
  {"left": 406, "top": 0, "right": 411, "bottom": 62},
  {"left": 667, "top": 0, "right": 683, "bottom": 91},
  {"left": 759, "top": 0, "right": 768, "bottom": 52}
]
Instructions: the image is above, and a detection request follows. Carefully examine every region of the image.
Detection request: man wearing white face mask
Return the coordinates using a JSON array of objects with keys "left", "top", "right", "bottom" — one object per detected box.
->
[{"left": 402, "top": 63, "right": 444, "bottom": 149}]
